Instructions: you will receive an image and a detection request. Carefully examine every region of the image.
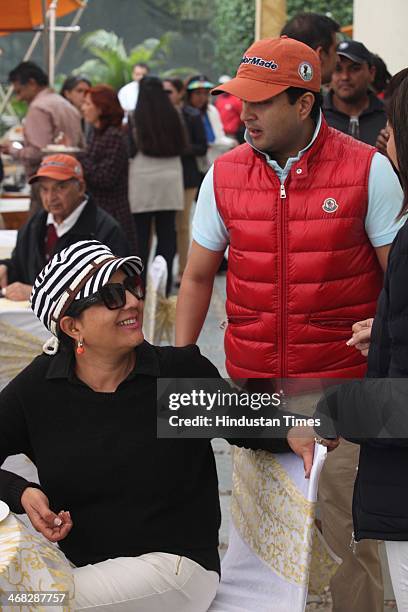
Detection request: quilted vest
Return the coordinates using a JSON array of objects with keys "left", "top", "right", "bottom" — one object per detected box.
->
[{"left": 214, "top": 119, "right": 383, "bottom": 379}]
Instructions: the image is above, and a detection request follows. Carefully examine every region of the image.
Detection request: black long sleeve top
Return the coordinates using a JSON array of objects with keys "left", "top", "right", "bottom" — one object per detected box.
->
[{"left": 0, "top": 341, "right": 291, "bottom": 574}]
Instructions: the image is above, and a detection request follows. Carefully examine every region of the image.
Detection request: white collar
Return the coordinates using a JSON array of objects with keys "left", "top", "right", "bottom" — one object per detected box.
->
[{"left": 46, "top": 198, "right": 88, "bottom": 238}]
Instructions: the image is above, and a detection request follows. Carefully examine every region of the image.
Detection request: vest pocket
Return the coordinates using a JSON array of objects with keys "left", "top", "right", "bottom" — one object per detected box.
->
[
  {"left": 228, "top": 314, "right": 259, "bottom": 327},
  {"left": 309, "top": 316, "right": 356, "bottom": 332}
]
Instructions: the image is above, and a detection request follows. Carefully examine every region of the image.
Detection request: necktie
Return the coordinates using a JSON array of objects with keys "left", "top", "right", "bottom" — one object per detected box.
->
[{"left": 45, "top": 224, "right": 58, "bottom": 261}]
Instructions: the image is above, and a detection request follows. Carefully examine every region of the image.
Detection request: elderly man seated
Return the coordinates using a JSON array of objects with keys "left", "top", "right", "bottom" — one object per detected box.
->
[{"left": 0, "top": 154, "right": 130, "bottom": 301}]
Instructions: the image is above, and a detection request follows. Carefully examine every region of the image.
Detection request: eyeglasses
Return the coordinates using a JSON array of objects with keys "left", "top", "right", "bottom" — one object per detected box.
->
[
  {"left": 66, "top": 276, "right": 144, "bottom": 316},
  {"left": 164, "top": 89, "right": 173, "bottom": 95}
]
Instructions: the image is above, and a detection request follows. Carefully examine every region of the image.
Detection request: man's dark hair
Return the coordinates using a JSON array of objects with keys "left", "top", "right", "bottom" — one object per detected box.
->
[
  {"left": 281, "top": 12, "right": 340, "bottom": 53},
  {"left": 286, "top": 87, "right": 322, "bottom": 122},
  {"left": 387, "top": 71, "right": 408, "bottom": 217},
  {"left": 8, "top": 61, "right": 48, "bottom": 86},
  {"left": 132, "top": 62, "right": 150, "bottom": 72},
  {"left": 371, "top": 54, "right": 391, "bottom": 95},
  {"left": 133, "top": 76, "right": 186, "bottom": 157}
]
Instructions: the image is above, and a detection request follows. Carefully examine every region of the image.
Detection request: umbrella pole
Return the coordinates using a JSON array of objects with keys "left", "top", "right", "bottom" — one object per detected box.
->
[
  {"left": 41, "top": 0, "right": 49, "bottom": 73},
  {"left": 55, "top": 0, "right": 88, "bottom": 69},
  {"left": 48, "top": 0, "right": 59, "bottom": 88}
]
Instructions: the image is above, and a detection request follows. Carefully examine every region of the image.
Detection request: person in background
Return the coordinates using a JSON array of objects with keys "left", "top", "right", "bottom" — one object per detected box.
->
[
  {"left": 281, "top": 12, "right": 340, "bottom": 85},
  {"left": 323, "top": 41, "right": 387, "bottom": 146},
  {"left": 371, "top": 54, "right": 392, "bottom": 98},
  {"left": 213, "top": 75, "right": 244, "bottom": 143},
  {"left": 185, "top": 75, "right": 236, "bottom": 174},
  {"left": 128, "top": 76, "right": 185, "bottom": 294},
  {"left": 0, "top": 155, "right": 129, "bottom": 301},
  {"left": 78, "top": 85, "right": 137, "bottom": 253},
  {"left": 0, "top": 62, "right": 84, "bottom": 212},
  {"left": 162, "top": 77, "right": 207, "bottom": 284},
  {"left": 60, "top": 75, "right": 92, "bottom": 139},
  {"left": 60, "top": 75, "right": 91, "bottom": 113},
  {"left": 118, "top": 62, "right": 150, "bottom": 115},
  {"left": 376, "top": 68, "right": 408, "bottom": 156}
]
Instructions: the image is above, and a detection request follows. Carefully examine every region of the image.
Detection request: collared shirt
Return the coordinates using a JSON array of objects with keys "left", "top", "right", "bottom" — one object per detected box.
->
[
  {"left": 192, "top": 112, "right": 404, "bottom": 251},
  {"left": 322, "top": 90, "right": 387, "bottom": 147},
  {"left": 0, "top": 341, "right": 289, "bottom": 573},
  {"left": 16, "top": 88, "right": 84, "bottom": 177},
  {"left": 46, "top": 198, "right": 88, "bottom": 238}
]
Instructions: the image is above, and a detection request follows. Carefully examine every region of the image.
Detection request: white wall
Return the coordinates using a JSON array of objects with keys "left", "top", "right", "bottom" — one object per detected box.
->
[{"left": 353, "top": 0, "right": 408, "bottom": 75}]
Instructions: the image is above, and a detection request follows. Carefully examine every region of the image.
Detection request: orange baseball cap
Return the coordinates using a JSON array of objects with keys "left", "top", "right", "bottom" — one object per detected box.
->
[
  {"left": 212, "top": 36, "right": 321, "bottom": 102},
  {"left": 29, "top": 154, "right": 84, "bottom": 184}
]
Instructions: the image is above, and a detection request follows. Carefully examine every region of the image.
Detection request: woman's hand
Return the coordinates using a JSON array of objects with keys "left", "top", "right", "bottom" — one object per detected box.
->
[
  {"left": 287, "top": 426, "right": 339, "bottom": 478},
  {"left": 346, "top": 318, "right": 374, "bottom": 357},
  {"left": 21, "top": 487, "right": 73, "bottom": 542}
]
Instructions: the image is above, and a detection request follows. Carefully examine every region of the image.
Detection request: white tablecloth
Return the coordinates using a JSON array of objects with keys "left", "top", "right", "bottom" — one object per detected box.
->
[
  {"left": 0, "top": 229, "right": 17, "bottom": 259},
  {"left": 0, "top": 512, "right": 74, "bottom": 611},
  {"left": 0, "top": 197, "right": 30, "bottom": 213}
]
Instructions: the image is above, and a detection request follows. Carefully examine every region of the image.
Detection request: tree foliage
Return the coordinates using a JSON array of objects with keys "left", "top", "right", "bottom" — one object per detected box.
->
[
  {"left": 287, "top": 0, "right": 353, "bottom": 26},
  {"left": 212, "top": 0, "right": 256, "bottom": 77},
  {"left": 73, "top": 30, "right": 178, "bottom": 90}
]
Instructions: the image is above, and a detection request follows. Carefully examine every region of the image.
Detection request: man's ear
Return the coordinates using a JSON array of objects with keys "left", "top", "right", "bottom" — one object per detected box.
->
[
  {"left": 59, "top": 315, "right": 81, "bottom": 341},
  {"left": 298, "top": 92, "right": 315, "bottom": 121},
  {"left": 315, "top": 45, "right": 325, "bottom": 61}
]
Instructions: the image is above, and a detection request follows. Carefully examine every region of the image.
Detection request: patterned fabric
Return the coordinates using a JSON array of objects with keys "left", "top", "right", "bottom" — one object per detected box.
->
[
  {"left": 77, "top": 126, "right": 138, "bottom": 253},
  {"left": 31, "top": 240, "right": 143, "bottom": 336},
  {"left": 0, "top": 320, "right": 43, "bottom": 388},
  {"left": 0, "top": 513, "right": 75, "bottom": 610}
]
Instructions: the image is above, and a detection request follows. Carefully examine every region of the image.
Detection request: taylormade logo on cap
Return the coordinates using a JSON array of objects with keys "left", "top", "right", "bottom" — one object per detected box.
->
[{"left": 241, "top": 55, "right": 278, "bottom": 70}]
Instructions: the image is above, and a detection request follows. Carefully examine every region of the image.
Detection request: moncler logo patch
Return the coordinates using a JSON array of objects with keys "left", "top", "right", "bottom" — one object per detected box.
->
[
  {"left": 298, "top": 61, "right": 313, "bottom": 81},
  {"left": 322, "top": 198, "right": 339, "bottom": 213}
]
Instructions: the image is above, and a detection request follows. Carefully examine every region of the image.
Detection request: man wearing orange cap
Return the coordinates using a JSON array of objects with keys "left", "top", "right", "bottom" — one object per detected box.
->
[
  {"left": 0, "top": 155, "right": 129, "bottom": 301},
  {"left": 176, "top": 36, "right": 403, "bottom": 610}
]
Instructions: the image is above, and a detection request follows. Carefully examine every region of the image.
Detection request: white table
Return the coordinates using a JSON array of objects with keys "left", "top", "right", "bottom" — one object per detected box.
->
[
  {"left": 0, "top": 229, "right": 17, "bottom": 258},
  {"left": 0, "top": 197, "right": 30, "bottom": 213}
]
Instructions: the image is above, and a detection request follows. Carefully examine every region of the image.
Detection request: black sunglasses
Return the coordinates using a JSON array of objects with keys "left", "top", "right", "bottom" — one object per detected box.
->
[{"left": 66, "top": 276, "right": 144, "bottom": 317}]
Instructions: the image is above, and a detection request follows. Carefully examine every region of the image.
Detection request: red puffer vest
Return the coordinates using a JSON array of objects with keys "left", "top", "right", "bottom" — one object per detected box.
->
[{"left": 214, "top": 119, "right": 383, "bottom": 379}]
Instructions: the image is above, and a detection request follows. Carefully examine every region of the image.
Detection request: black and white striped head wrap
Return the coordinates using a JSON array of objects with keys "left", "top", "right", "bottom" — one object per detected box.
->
[{"left": 31, "top": 240, "right": 143, "bottom": 337}]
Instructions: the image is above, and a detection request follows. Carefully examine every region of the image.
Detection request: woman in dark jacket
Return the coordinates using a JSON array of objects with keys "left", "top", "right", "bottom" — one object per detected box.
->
[
  {"left": 78, "top": 85, "right": 137, "bottom": 253},
  {"left": 315, "top": 70, "right": 408, "bottom": 611},
  {"left": 163, "top": 78, "right": 207, "bottom": 282}
]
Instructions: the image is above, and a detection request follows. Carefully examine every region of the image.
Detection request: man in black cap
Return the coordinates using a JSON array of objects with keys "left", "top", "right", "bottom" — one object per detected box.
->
[{"left": 323, "top": 40, "right": 387, "bottom": 146}]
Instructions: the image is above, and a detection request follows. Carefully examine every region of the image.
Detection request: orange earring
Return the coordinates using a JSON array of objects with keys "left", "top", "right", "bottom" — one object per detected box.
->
[{"left": 76, "top": 339, "right": 85, "bottom": 355}]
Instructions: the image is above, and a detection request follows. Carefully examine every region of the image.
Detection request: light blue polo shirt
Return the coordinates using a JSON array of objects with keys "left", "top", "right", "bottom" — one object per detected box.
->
[{"left": 192, "top": 112, "right": 404, "bottom": 252}]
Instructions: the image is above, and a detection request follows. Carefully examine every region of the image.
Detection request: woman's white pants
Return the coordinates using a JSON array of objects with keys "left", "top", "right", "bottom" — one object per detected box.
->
[
  {"left": 73, "top": 552, "right": 219, "bottom": 611},
  {"left": 385, "top": 541, "right": 408, "bottom": 611}
]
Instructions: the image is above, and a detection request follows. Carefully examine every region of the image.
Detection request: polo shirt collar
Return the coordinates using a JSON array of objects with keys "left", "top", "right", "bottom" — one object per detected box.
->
[
  {"left": 244, "top": 111, "right": 322, "bottom": 182},
  {"left": 46, "top": 340, "right": 160, "bottom": 381},
  {"left": 47, "top": 198, "right": 88, "bottom": 238}
]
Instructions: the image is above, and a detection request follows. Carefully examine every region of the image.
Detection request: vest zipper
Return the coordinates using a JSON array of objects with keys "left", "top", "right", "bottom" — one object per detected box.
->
[{"left": 279, "top": 181, "right": 288, "bottom": 376}]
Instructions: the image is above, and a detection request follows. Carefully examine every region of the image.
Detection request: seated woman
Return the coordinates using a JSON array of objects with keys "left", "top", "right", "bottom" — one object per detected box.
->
[{"left": 0, "top": 240, "right": 318, "bottom": 611}]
